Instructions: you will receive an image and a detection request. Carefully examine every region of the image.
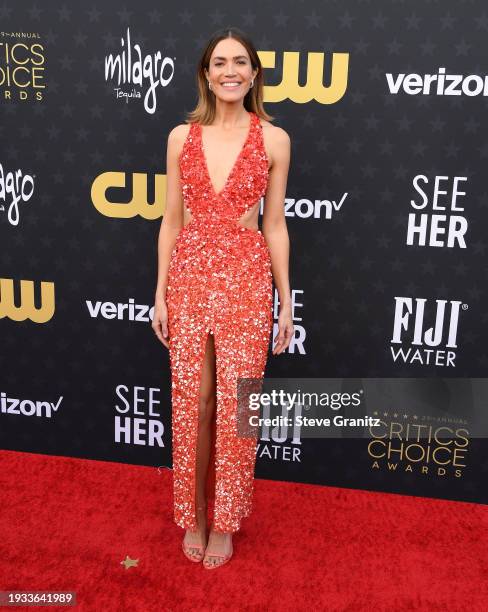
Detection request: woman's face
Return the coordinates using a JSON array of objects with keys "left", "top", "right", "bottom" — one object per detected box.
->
[{"left": 205, "top": 38, "right": 257, "bottom": 101}]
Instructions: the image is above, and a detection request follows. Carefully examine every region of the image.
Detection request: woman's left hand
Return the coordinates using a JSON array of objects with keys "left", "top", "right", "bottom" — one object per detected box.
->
[{"left": 272, "top": 303, "right": 294, "bottom": 355}]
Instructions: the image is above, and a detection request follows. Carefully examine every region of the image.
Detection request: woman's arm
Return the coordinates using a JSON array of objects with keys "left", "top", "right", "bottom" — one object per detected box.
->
[
  {"left": 154, "top": 125, "right": 186, "bottom": 303},
  {"left": 262, "top": 126, "right": 293, "bottom": 354},
  {"left": 152, "top": 124, "right": 187, "bottom": 346}
]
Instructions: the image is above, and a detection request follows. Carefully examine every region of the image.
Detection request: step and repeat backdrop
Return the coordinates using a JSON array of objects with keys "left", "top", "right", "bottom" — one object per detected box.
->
[{"left": 1, "top": 1, "right": 487, "bottom": 505}]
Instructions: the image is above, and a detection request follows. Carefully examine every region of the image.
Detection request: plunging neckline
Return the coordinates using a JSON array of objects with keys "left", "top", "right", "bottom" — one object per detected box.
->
[{"left": 198, "top": 111, "right": 254, "bottom": 198}]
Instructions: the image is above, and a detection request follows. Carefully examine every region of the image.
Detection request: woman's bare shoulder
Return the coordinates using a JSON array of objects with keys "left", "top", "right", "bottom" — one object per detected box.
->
[
  {"left": 259, "top": 118, "right": 290, "bottom": 144},
  {"left": 167, "top": 123, "right": 194, "bottom": 157},
  {"left": 258, "top": 118, "right": 290, "bottom": 168},
  {"left": 168, "top": 123, "right": 193, "bottom": 143}
]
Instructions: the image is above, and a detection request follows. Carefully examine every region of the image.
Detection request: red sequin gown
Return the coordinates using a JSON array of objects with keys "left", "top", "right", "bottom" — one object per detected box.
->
[{"left": 166, "top": 111, "right": 273, "bottom": 533}]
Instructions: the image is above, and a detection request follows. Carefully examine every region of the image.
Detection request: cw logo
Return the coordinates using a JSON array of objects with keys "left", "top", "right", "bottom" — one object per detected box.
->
[
  {"left": 259, "top": 51, "right": 349, "bottom": 103},
  {"left": 0, "top": 278, "right": 55, "bottom": 323},
  {"left": 91, "top": 172, "right": 164, "bottom": 219}
]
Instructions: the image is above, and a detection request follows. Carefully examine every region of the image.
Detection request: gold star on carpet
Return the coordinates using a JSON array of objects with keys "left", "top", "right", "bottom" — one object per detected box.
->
[{"left": 121, "top": 555, "right": 139, "bottom": 569}]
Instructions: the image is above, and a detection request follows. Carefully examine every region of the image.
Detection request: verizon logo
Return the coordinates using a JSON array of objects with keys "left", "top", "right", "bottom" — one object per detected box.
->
[{"left": 386, "top": 67, "right": 488, "bottom": 96}]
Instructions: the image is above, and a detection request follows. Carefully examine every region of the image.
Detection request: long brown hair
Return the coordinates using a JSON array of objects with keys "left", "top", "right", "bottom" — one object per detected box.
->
[{"left": 184, "top": 26, "right": 274, "bottom": 125}]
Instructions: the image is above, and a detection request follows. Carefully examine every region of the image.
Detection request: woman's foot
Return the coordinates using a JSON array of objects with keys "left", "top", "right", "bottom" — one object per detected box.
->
[
  {"left": 182, "top": 504, "right": 207, "bottom": 562},
  {"left": 202, "top": 529, "right": 233, "bottom": 569}
]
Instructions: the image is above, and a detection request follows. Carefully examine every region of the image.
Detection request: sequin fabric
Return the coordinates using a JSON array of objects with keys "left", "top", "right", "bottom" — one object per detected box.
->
[{"left": 166, "top": 111, "right": 273, "bottom": 533}]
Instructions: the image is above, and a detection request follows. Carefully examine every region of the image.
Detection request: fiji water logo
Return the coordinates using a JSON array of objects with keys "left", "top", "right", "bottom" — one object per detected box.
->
[{"left": 391, "top": 297, "right": 467, "bottom": 367}]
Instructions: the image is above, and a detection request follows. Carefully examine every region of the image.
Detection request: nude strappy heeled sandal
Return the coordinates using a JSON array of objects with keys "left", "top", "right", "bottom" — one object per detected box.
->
[
  {"left": 182, "top": 504, "right": 207, "bottom": 562},
  {"left": 202, "top": 534, "right": 233, "bottom": 569}
]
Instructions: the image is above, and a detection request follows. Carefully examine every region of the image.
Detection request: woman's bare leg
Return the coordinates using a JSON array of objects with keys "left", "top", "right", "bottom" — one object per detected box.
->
[{"left": 183, "top": 332, "right": 216, "bottom": 559}]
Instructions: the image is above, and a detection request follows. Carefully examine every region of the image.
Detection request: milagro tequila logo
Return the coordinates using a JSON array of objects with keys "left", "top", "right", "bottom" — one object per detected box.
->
[
  {"left": 407, "top": 175, "right": 468, "bottom": 248},
  {"left": 104, "top": 27, "right": 175, "bottom": 114},
  {"left": 391, "top": 297, "right": 466, "bottom": 367},
  {"left": 0, "top": 162, "right": 35, "bottom": 226}
]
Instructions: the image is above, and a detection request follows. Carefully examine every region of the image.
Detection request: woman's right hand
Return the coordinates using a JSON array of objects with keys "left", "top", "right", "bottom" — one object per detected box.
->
[{"left": 152, "top": 297, "right": 169, "bottom": 348}]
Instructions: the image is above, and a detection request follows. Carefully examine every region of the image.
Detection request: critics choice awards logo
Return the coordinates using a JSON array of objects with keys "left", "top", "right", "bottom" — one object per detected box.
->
[
  {"left": 368, "top": 412, "right": 469, "bottom": 478},
  {"left": 0, "top": 31, "right": 45, "bottom": 101}
]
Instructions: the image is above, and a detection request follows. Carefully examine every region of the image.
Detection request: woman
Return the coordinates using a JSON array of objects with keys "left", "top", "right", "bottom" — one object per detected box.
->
[{"left": 152, "top": 27, "right": 293, "bottom": 569}]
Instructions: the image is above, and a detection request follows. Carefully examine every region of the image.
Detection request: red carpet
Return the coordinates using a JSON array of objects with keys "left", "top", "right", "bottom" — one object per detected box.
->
[{"left": 1, "top": 450, "right": 487, "bottom": 611}]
